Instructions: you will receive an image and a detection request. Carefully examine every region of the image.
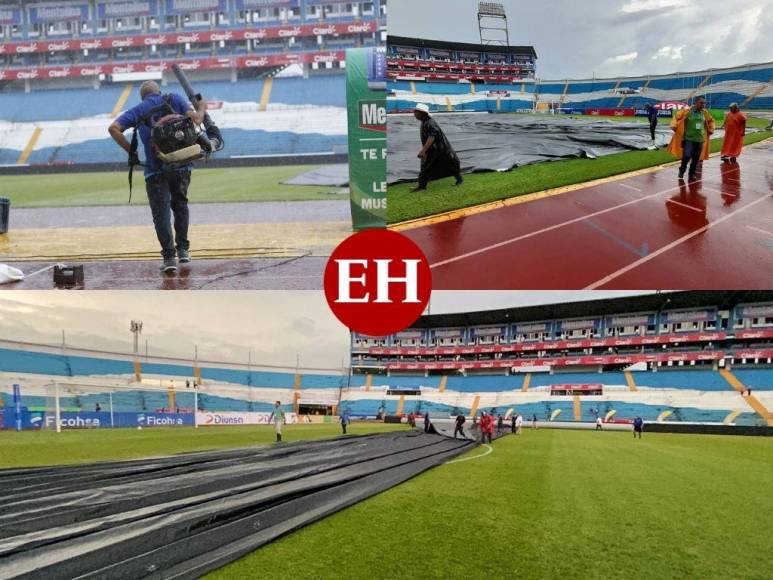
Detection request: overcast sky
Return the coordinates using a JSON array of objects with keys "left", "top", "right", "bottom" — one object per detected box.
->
[
  {"left": 389, "top": 0, "right": 773, "bottom": 78},
  {"left": 0, "top": 291, "right": 657, "bottom": 367},
  {"left": 0, "top": 292, "right": 349, "bottom": 371}
]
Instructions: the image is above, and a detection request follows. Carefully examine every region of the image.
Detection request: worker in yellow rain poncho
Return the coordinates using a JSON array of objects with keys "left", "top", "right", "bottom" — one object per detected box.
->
[{"left": 668, "top": 95, "right": 715, "bottom": 182}]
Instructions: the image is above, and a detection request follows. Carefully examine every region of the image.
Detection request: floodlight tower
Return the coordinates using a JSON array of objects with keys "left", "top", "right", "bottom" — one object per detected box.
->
[
  {"left": 478, "top": 2, "right": 510, "bottom": 47},
  {"left": 130, "top": 320, "right": 143, "bottom": 382}
]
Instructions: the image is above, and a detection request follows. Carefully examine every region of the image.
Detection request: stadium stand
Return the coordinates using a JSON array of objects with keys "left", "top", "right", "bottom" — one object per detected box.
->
[
  {"left": 350, "top": 292, "right": 773, "bottom": 427},
  {"left": 0, "top": 0, "right": 385, "bottom": 165},
  {"left": 3, "top": 295, "right": 773, "bottom": 428},
  {"left": 388, "top": 59, "right": 773, "bottom": 114}
]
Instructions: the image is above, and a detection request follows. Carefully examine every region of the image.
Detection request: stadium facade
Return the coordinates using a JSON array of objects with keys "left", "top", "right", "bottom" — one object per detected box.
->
[
  {"left": 350, "top": 291, "right": 773, "bottom": 427},
  {"left": 386, "top": 36, "right": 772, "bottom": 113},
  {"left": 0, "top": 0, "right": 386, "bottom": 165}
]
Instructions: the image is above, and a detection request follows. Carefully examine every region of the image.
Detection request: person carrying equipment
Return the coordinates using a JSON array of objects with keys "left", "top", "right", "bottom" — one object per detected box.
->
[{"left": 108, "top": 81, "right": 208, "bottom": 273}]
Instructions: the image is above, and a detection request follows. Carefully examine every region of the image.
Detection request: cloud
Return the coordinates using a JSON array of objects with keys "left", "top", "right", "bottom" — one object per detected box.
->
[
  {"left": 605, "top": 51, "right": 639, "bottom": 64},
  {"left": 389, "top": 0, "right": 773, "bottom": 78},
  {"left": 652, "top": 45, "right": 684, "bottom": 61},
  {"left": 620, "top": 0, "right": 690, "bottom": 13}
]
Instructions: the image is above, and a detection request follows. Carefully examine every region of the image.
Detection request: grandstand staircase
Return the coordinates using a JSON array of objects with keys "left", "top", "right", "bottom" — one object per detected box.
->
[
  {"left": 741, "top": 78, "right": 772, "bottom": 108},
  {"left": 559, "top": 80, "right": 569, "bottom": 107},
  {"left": 687, "top": 73, "right": 713, "bottom": 102},
  {"left": 719, "top": 369, "right": 773, "bottom": 426}
]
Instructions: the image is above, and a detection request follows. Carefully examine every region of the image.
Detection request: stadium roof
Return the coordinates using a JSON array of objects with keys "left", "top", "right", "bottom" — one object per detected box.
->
[
  {"left": 413, "top": 291, "right": 773, "bottom": 329},
  {"left": 388, "top": 35, "right": 537, "bottom": 59}
]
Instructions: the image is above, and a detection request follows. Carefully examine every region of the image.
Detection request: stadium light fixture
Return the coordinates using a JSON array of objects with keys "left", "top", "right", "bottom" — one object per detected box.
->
[
  {"left": 478, "top": 2, "right": 506, "bottom": 17},
  {"left": 130, "top": 320, "right": 143, "bottom": 356},
  {"left": 477, "top": 2, "right": 510, "bottom": 47}
]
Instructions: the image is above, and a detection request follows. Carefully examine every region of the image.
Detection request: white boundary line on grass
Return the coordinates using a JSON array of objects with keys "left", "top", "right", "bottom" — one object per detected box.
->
[{"left": 446, "top": 443, "right": 493, "bottom": 464}]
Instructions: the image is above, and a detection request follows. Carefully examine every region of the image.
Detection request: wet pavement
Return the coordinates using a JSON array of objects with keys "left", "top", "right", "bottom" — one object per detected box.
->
[
  {"left": 401, "top": 140, "right": 773, "bottom": 289},
  {"left": 0, "top": 255, "right": 327, "bottom": 290},
  {"left": 9, "top": 200, "right": 350, "bottom": 229}
]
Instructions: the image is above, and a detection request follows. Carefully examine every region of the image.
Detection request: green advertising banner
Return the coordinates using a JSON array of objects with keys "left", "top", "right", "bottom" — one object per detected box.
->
[{"left": 346, "top": 46, "right": 386, "bottom": 230}]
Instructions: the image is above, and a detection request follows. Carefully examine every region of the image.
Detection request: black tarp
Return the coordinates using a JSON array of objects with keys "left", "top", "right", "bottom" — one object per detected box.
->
[
  {"left": 281, "top": 164, "right": 349, "bottom": 187},
  {"left": 387, "top": 113, "right": 675, "bottom": 184},
  {"left": 0, "top": 431, "right": 473, "bottom": 579}
]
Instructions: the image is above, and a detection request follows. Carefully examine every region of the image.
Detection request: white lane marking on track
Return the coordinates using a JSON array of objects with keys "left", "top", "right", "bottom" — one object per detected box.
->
[
  {"left": 746, "top": 225, "right": 773, "bottom": 238},
  {"left": 619, "top": 182, "right": 642, "bottom": 192},
  {"left": 665, "top": 199, "right": 703, "bottom": 212},
  {"left": 430, "top": 184, "right": 682, "bottom": 269},
  {"left": 446, "top": 443, "right": 493, "bottom": 464},
  {"left": 584, "top": 193, "right": 773, "bottom": 289}
]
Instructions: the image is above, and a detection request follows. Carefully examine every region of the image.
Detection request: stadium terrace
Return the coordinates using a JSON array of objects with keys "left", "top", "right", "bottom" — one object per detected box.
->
[
  {"left": 349, "top": 291, "right": 773, "bottom": 428},
  {"left": 387, "top": 35, "right": 537, "bottom": 84}
]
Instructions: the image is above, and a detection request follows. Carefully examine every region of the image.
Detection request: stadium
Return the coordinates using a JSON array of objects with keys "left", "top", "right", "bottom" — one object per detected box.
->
[
  {"left": 1, "top": 290, "right": 773, "bottom": 577},
  {"left": 0, "top": 0, "right": 386, "bottom": 289},
  {"left": 351, "top": 291, "right": 773, "bottom": 429},
  {"left": 387, "top": 1, "right": 773, "bottom": 290}
]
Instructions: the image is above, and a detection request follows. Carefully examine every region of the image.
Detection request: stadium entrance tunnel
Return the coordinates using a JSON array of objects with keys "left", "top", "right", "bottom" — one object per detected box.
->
[{"left": 0, "top": 430, "right": 473, "bottom": 579}]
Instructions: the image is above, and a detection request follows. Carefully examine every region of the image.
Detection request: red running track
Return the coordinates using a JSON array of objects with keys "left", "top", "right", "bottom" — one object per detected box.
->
[{"left": 402, "top": 141, "right": 773, "bottom": 289}]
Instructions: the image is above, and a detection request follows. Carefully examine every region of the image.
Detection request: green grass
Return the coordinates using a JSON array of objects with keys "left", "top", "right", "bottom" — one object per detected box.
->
[
  {"left": 0, "top": 423, "right": 406, "bottom": 468},
  {"left": 211, "top": 429, "right": 773, "bottom": 580},
  {"left": 387, "top": 125, "right": 773, "bottom": 224},
  {"left": 0, "top": 164, "right": 347, "bottom": 208}
]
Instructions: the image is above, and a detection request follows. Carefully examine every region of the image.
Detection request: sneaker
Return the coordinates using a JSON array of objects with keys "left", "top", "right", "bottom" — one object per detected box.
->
[
  {"left": 455, "top": 177, "right": 464, "bottom": 186},
  {"left": 688, "top": 174, "right": 698, "bottom": 182},
  {"left": 160, "top": 257, "right": 177, "bottom": 273},
  {"left": 678, "top": 169, "right": 685, "bottom": 179},
  {"left": 178, "top": 249, "right": 191, "bottom": 263}
]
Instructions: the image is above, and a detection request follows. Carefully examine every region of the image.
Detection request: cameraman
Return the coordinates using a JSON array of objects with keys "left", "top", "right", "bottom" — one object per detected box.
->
[{"left": 108, "top": 81, "right": 206, "bottom": 272}]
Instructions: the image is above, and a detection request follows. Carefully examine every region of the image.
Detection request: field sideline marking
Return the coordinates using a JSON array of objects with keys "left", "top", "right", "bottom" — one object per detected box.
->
[
  {"left": 585, "top": 192, "right": 773, "bottom": 289},
  {"left": 447, "top": 443, "right": 492, "bottom": 464},
  {"left": 390, "top": 137, "right": 773, "bottom": 232}
]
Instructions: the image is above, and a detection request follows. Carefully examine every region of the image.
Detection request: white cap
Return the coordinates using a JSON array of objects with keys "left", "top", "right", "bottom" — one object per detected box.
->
[{"left": 414, "top": 103, "right": 431, "bottom": 116}]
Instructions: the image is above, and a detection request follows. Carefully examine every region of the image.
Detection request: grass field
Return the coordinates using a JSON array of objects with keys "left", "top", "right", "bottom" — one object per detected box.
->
[
  {"left": 387, "top": 120, "right": 773, "bottom": 224},
  {"left": 212, "top": 428, "right": 773, "bottom": 580},
  {"left": 0, "top": 423, "right": 405, "bottom": 468},
  {"left": 0, "top": 164, "right": 346, "bottom": 208},
  {"left": 2, "top": 425, "right": 770, "bottom": 578}
]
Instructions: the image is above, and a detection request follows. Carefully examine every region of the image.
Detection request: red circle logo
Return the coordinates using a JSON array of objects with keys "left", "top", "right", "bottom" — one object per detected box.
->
[{"left": 324, "top": 229, "right": 432, "bottom": 336}]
